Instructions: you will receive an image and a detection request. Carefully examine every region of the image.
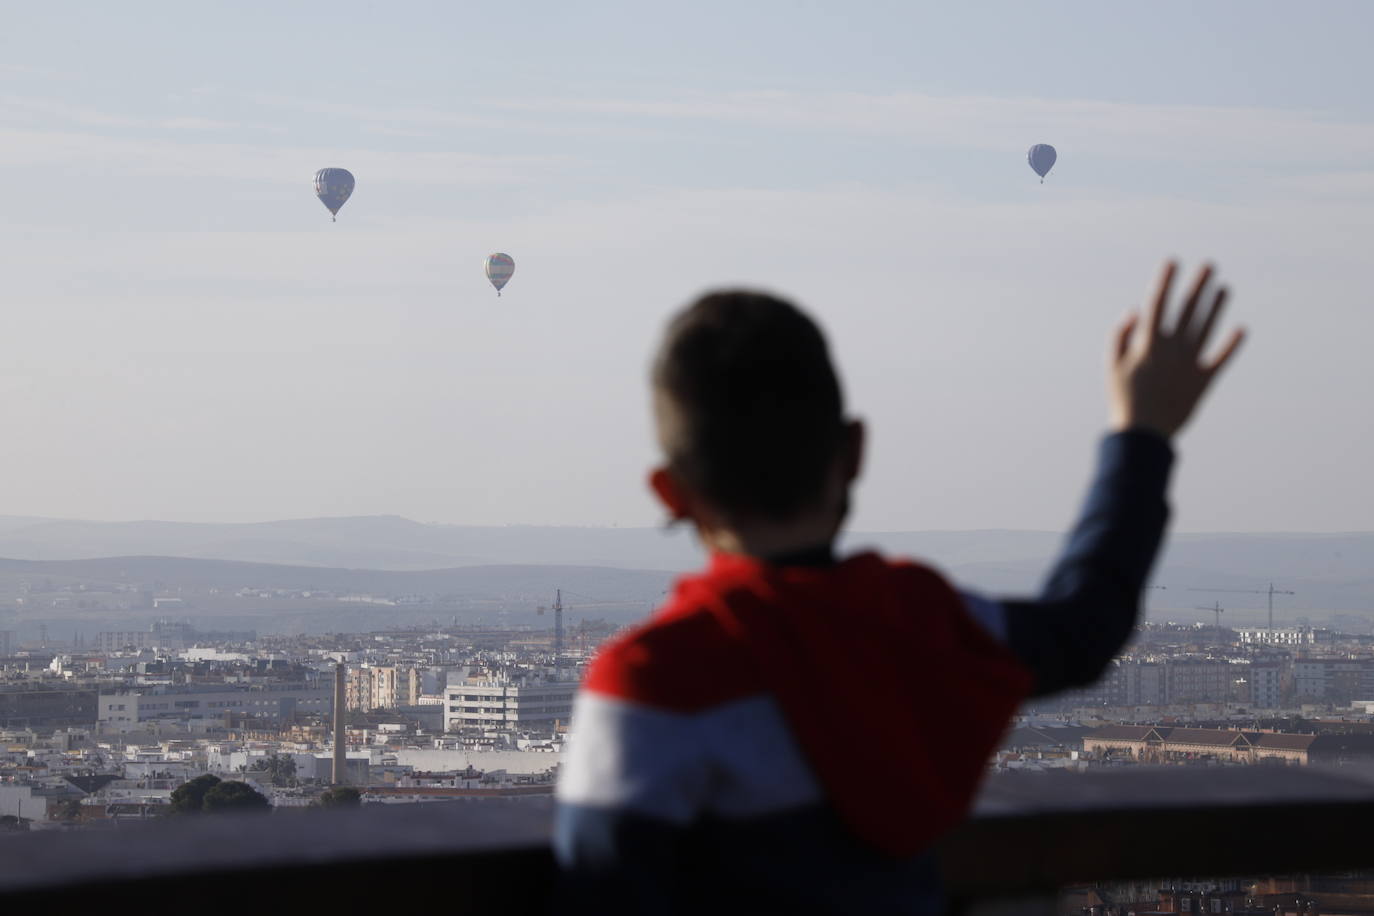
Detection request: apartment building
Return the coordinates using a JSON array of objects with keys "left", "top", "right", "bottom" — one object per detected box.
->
[
  {"left": 1294, "top": 656, "right": 1374, "bottom": 702},
  {"left": 345, "top": 665, "right": 422, "bottom": 712},
  {"left": 98, "top": 683, "right": 331, "bottom": 726},
  {"left": 95, "top": 620, "right": 196, "bottom": 654},
  {"left": 445, "top": 677, "right": 576, "bottom": 732},
  {"left": 1236, "top": 627, "right": 1316, "bottom": 647},
  {"left": 1165, "top": 658, "right": 1236, "bottom": 704},
  {"left": 1248, "top": 652, "right": 1290, "bottom": 708},
  {"left": 1074, "top": 659, "right": 1237, "bottom": 707}
]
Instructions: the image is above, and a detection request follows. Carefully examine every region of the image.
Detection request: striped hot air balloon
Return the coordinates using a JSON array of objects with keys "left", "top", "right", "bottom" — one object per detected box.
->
[
  {"left": 314, "top": 168, "right": 355, "bottom": 221},
  {"left": 1027, "top": 144, "right": 1057, "bottom": 183},
  {"left": 485, "top": 253, "right": 515, "bottom": 296}
]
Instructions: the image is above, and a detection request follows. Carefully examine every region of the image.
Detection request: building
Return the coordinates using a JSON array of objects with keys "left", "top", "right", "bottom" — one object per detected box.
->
[
  {"left": 0, "top": 783, "right": 73, "bottom": 822},
  {"left": 1249, "top": 651, "right": 1292, "bottom": 708},
  {"left": 95, "top": 620, "right": 195, "bottom": 653},
  {"left": 1084, "top": 725, "right": 1317, "bottom": 765},
  {"left": 0, "top": 686, "right": 99, "bottom": 728},
  {"left": 1236, "top": 627, "right": 1315, "bottom": 647},
  {"left": 445, "top": 676, "right": 577, "bottom": 732},
  {"left": 1063, "top": 658, "right": 1236, "bottom": 709},
  {"left": 98, "top": 683, "right": 332, "bottom": 727},
  {"left": 345, "top": 665, "right": 422, "bottom": 713},
  {"left": 1164, "top": 658, "right": 1235, "bottom": 704},
  {"left": 94, "top": 621, "right": 254, "bottom": 654},
  {"left": 1294, "top": 657, "right": 1374, "bottom": 703}
]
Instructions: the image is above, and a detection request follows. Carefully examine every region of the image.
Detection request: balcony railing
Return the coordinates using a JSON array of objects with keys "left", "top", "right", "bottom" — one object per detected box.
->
[{"left": 0, "top": 766, "right": 1371, "bottom": 911}]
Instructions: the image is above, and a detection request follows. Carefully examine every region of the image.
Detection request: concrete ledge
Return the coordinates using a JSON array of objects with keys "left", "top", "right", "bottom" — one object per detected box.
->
[
  {"left": 1, "top": 768, "right": 1372, "bottom": 909},
  {"left": 939, "top": 767, "right": 1374, "bottom": 898}
]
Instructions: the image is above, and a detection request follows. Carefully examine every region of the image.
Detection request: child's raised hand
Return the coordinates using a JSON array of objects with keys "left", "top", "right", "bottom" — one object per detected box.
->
[{"left": 1108, "top": 261, "right": 1245, "bottom": 439}]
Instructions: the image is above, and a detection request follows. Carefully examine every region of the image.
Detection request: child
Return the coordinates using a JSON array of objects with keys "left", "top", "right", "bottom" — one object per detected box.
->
[{"left": 555, "top": 262, "right": 1244, "bottom": 913}]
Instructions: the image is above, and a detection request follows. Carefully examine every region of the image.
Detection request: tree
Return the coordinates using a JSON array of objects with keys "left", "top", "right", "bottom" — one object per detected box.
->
[
  {"left": 201, "top": 781, "right": 269, "bottom": 813},
  {"left": 314, "top": 786, "right": 362, "bottom": 808},
  {"left": 250, "top": 753, "right": 297, "bottom": 788},
  {"left": 168, "top": 774, "right": 222, "bottom": 815},
  {"left": 54, "top": 798, "right": 84, "bottom": 822}
]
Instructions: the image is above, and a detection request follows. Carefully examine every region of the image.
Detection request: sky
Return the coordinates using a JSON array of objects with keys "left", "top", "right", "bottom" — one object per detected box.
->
[{"left": 1, "top": 1, "right": 1372, "bottom": 532}]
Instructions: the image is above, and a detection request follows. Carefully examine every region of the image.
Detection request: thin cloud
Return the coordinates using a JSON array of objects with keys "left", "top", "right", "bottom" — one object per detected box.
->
[
  {"left": 0, "top": 63, "right": 72, "bottom": 79},
  {"left": 241, "top": 90, "right": 687, "bottom": 142},
  {"left": 3, "top": 95, "right": 280, "bottom": 135},
  {"left": 480, "top": 90, "right": 1374, "bottom": 167},
  {"left": 0, "top": 126, "right": 568, "bottom": 186},
  {"left": 361, "top": 124, "right": 435, "bottom": 139},
  {"left": 160, "top": 117, "right": 244, "bottom": 132},
  {"left": 246, "top": 91, "right": 512, "bottom": 131},
  {"left": 0, "top": 95, "right": 142, "bottom": 128}
]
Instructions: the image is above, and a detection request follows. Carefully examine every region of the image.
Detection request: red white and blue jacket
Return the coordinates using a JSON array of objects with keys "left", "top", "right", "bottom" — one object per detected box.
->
[{"left": 555, "top": 431, "right": 1173, "bottom": 913}]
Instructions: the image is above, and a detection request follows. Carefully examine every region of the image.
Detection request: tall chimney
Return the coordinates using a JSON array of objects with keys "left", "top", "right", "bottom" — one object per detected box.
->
[
  {"left": 554, "top": 589, "right": 564, "bottom": 662},
  {"left": 332, "top": 661, "right": 347, "bottom": 785}
]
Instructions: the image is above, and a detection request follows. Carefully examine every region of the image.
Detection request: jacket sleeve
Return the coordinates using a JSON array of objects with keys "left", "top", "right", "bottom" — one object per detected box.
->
[{"left": 962, "top": 430, "right": 1174, "bottom": 697}]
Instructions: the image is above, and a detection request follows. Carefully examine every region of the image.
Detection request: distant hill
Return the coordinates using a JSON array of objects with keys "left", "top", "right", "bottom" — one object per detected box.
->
[
  {"left": 0, "top": 554, "right": 673, "bottom": 599},
  {"left": 0, "top": 515, "right": 699, "bottom": 571},
  {"left": 0, "top": 554, "right": 675, "bottom": 639},
  {"left": 0, "top": 515, "right": 1370, "bottom": 625}
]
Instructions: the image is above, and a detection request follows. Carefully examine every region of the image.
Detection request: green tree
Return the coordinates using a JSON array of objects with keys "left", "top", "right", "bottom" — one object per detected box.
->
[
  {"left": 201, "top": 781, "right": 269, "bottom": 813},
  {"left": 314, "top": 786, "right": 362, "bottom": 808},
  {"left": 250, "top": 754, "right": 297, "bottom": 788},
  {"left": 53, "top": 798, "right": 84, "bottom": 822},
  {"left": 168, "top": 773, "right": 222, "bottom": 815}
]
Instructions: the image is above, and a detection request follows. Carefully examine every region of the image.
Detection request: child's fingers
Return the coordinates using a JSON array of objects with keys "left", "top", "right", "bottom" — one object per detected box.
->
[
  {"left": 1174, "top": 263, "right": 1214, "bottom": 338},
  {"left": 1191, "top": 286, "right": 1228, "bottom": 356},
  {"left": 1144, "top": 260, "right": 1177, "bottom": 341},
  {"left": 1112, "top": 313, "right": 1139, "bottom": 362},
  {"left": 1205, "top": 327, "right": 1246, "bottom": 377}
]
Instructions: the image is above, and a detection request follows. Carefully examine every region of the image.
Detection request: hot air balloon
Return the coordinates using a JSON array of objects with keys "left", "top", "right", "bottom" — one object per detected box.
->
[
  {"left": 1027, "top": 144, "right": 1056, "bottom": 183},
  {"left": 485, "top": 253, "right": 515, "bottom": 296},
  {"left": 314, "top": 168, "right": 355, "bottom": 221}
]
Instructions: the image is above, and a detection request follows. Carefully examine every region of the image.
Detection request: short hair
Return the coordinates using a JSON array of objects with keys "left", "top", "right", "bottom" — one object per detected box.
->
[{"left": 652, "top": 290, "right": 845, "bottom": 522}]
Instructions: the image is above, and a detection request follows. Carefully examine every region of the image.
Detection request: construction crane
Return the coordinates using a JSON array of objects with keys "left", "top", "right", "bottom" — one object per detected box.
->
[
  {"left": 1189, "top": 583, "right": 1295, "bottom": 632},
  {"left": 1196, "top": 601, "right": 1225, "bottom": 631},
  {"left": 534, "top": 591, "right": 566, "bottom": 663}
]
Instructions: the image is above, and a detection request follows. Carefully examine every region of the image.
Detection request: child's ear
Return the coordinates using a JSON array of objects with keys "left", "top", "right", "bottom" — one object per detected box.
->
[
  {"left": 648, "top": 467, "right": 691, "bottom": 521},
  {"left": 842, "top": 419, "right": 865, "bottom": 483}
]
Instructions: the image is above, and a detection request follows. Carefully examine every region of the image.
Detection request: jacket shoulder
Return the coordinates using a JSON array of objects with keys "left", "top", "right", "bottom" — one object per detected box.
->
[{"left": 584, "top": 601, "right": 763, "bottom": 713}]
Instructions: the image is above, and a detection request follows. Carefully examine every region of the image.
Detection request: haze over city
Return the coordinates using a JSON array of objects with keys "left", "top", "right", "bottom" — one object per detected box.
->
[{"left": 2, "top": 1, "right": 1372, "bottom": 532}]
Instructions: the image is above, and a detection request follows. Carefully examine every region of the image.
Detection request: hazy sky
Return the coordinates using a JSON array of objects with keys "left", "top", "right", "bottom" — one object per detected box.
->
[{"left": 2, "top": 1, "right": 1372, "bottom": 532}]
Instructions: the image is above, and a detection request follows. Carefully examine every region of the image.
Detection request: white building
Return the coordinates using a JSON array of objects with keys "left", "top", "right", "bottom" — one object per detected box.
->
[
  {"left": 391, "top": 747, "right": 561, "bottom": 775},
  {"left": 0, "top": 784, "right": 61, "bottom": 822},
  {"left": 1236, "top": 627, "right": 1314, "bottom": 647},
  {"left": 445, "top": 677, "right": 576, "bottom": 732}
]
